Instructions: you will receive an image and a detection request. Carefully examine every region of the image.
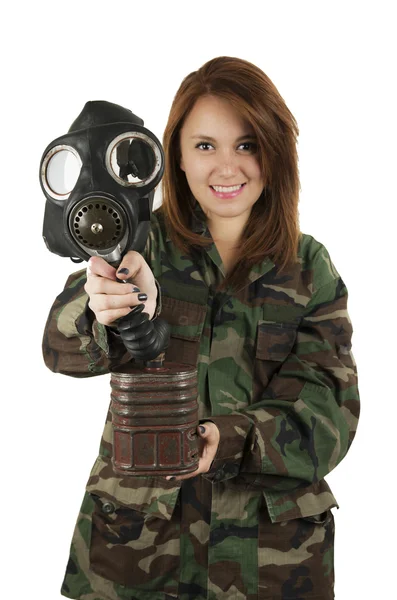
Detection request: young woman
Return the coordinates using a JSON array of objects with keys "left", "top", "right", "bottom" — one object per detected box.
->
[{"left": 43, "top": 56, "right": 360, "bottom": 600}]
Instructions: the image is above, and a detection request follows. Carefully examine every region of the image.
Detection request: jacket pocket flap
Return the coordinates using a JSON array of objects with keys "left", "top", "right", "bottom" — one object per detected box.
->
[
  {"left": 256, "top": 320, "right": 298, "bottom": 361},
  {"left": 86, "top": 455, "right": 181, "bottom": 521},
  {"left": 263, "top": 480, "right": 339, "bottom": 523},
  {"left": 160, "top": 295, "right": 206, "bottom": 340}
]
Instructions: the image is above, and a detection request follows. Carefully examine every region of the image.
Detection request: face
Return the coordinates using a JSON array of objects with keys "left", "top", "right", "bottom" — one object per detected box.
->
[{"left": 179, "top": 95, "right": 264, "bottom": 235}]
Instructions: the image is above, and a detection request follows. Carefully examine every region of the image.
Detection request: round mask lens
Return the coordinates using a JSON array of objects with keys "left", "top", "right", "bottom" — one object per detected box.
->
[
  {"left": 106, "top": 133, "right": 162, "bottom": 187},
  {"left": 44, "top": 146, "right": 81, "bottom": 198}
]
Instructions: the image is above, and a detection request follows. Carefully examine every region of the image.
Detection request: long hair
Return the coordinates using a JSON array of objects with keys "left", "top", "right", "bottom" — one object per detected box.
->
[{"left": 158, "top": 56, "right": 301, "bottom": 292}]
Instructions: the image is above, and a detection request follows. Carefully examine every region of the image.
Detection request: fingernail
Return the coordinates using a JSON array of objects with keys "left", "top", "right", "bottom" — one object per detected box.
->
[
  {"left": 199, "top": 425, "right": 205, "bottom": 434},
  {"left": 132, "top": 286, "right": 140, "bottom": 292},
  {"left": 138, "top": 293, "right": 147, "bottom": 301},
  {"left": 117, "top": 267, "right": 129, "bottom": 275},
  {"left": 166, "top": 476, "right": 176, "bottom": 480}
]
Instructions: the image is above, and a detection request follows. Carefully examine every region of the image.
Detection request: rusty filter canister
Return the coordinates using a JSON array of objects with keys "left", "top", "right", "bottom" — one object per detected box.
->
[{"left": 110, "top": 360, "right": 199, "bottom": 476}]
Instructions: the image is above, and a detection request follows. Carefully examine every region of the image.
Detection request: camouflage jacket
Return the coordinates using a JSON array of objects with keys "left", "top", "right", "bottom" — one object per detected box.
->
[{"left": 43, "top": 203, "right": 360, "bottom": 600}]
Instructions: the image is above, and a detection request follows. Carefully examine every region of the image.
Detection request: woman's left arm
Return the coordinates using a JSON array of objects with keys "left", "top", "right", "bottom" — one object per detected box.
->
[{"left": 201, "top": 274, "right": 360, "bottom": 491}]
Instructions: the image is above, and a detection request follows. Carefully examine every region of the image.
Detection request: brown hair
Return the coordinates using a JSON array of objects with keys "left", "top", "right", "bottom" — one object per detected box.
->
[{"left": 158, "top": 56, "right": 301, "bottom": 292}]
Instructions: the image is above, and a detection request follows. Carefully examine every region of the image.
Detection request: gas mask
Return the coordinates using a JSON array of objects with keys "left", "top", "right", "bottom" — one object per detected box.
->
[
  {"left": 40, "top": 100, "right": 164, "bottom": 264},
  {"left": 40, "top": 101, "right": 201, "bottom": 477}
]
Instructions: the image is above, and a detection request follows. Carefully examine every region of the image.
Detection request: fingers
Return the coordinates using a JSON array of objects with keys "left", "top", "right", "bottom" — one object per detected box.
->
[
  {"left": 87, "top": 256, "right": 117, "bottom": 280},
  {"left": 165, "top": 422, "right": 220, "bottom": 481},
  {"left": 115, "top": 250, "right": 143, "bottom": 281},
  {"left": 86, "top": 251, "right": 145, "bottom": 283},
  {"left": 84, "top": 259, "right": 143, "bottom": 326},
  {"left": 85, "top": 276, "right": 140, "bottom": 297},
  {"left": 88, "top": 293, "right": 147, "bottom": 326},
  {"left": 94, "top": 306, "right": 134, "bottom": 325},
  {"left": 90, "top": 293, "right": 144, "bottom": 312},
  {"left": 84, "top": 251, "right": 155, "bottom": 325},
  {"left": 197, "top": 422, "right": 220, "bottom": 449}
]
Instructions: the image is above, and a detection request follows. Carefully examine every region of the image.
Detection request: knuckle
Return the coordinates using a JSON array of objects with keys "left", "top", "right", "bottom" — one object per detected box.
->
[
  {"left": 101, "top": 296, "right": 113, "bottom": 310},
  {"left": 84, "top": 280, "right": 93, "bottom": 293},
  {"left": 96, "top": 314, "right": 107, "bottom": 325}
]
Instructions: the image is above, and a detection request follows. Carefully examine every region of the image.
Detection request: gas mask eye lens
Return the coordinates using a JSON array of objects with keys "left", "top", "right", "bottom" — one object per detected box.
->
[
  {"left": 106, "top": 132, "right": 162, "bottom": 187},
  {"left": 42, "top": 145, "right": 82, "bottom": 199}
]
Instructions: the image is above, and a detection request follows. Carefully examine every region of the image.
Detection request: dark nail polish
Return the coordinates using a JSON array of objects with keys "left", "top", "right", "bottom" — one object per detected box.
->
[
  {"left": 138, "top": 293, "right": 147, "bottom": 301},
  {"left": 199, "top": 425, "right": 205, "bottom": 434},
  {"left": 117, "top": 267, "right": 129, "bottom": 275},
  {"left": 169, "top": 476, "right": 176, "bottom": 480},
  {"left": 132, "top": 287, "right": 140, "bottom": 292}
]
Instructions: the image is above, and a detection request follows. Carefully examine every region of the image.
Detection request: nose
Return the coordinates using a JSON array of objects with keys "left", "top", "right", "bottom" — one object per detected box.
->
[{"left": 215, "top": 150, "right": 239, "bottom": 178}]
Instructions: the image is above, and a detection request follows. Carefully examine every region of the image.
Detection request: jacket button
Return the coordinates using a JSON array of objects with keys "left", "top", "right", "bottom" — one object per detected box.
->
[
  {"left": 101, "top": 501, "right": 115, "bottom": 514},
  {"left": 213, "top": 468, "right": 225, "bottom": 481}
]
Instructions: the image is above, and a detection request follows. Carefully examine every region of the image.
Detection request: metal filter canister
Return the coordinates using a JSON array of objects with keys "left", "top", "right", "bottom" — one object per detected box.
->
[{"left": 110, "top": 360, "right": 199, "bottom": 476}]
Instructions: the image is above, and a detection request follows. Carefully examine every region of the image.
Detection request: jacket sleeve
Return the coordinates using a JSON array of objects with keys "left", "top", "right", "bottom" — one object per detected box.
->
[
  {"left": 42, "top": 230, "right": 162, "bottom": 378},
  {"left": 201, "top": 269, "right": 360, "bottom": 491},
  {"left": 42, "top": 268, "right": 130, "bottom": 377}
]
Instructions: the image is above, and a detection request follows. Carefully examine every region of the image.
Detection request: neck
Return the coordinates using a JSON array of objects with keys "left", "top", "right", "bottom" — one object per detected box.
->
[{"left": 207, "top": 216, "right": 247, "bottom": 246}]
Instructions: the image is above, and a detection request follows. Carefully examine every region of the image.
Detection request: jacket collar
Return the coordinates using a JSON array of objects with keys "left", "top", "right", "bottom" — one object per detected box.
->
[
  {"left": 164, "top": 200, "right": 275, "bottom": 288},
  {"left": 191, "top": 201, "right": 209, "bottom": 236},
  {"left": 192, "top": 202, "right": 276, "bottom": 288}
]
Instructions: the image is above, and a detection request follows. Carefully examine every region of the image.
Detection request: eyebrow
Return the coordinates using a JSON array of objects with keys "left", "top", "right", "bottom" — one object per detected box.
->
[{"left": 190, "top": 134, "right": 256, "bottom": 142}]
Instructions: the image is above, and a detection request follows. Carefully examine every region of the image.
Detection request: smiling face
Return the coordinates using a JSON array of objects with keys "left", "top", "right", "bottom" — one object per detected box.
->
[{"left": 179, "top": 95, "right": 265, "bottom": 239}]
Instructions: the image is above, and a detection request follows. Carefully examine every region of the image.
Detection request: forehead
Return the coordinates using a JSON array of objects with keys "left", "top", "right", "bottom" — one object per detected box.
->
[{"left": 181, "top": 95, "right": 254, "bottom": 138}]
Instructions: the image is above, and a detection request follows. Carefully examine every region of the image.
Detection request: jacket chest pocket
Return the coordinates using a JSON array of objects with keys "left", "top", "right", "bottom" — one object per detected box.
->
[
  {"left": 160, "top": 295, "right": 207, "bottom": 367},
  {"left": 256, "top": 320, "right": 298, "bottom": 361},
  {"left": 252, "top": 319, "right": 299, "bottom": 404}
]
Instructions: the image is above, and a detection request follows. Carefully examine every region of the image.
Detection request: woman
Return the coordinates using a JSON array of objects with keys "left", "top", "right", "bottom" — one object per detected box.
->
[{"left": 43, "top": 56, "right": 360, "bottom": 600}]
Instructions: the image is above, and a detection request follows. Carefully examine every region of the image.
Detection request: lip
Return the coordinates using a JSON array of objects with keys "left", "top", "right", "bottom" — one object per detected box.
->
[{"left": 210, "top": 183, "right": 246, "bottom": 199}]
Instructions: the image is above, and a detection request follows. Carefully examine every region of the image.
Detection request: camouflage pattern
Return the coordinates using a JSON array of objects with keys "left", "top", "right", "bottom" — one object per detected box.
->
[{"left": 43, "top": 202, "right": 360, "bottom": 599}]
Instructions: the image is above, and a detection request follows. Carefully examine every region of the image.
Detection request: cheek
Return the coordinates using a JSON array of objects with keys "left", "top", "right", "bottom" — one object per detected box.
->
[
  {"left": 184, "top": 159, "right": 210, "bottom": 185},
  {"left": 249, "top": 157, "right": 262, "bottom": 176},
  {"left": 247, "top": 160, "right": 263, "bottom": 185}
]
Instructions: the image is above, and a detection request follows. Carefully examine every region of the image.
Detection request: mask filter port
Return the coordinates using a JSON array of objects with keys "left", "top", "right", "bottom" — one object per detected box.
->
[{"left": 69, "top": 197, "right": 127, "bottom": 251}]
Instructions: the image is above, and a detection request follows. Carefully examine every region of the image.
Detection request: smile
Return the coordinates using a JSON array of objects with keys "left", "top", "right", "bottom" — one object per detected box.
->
[
  {"left": 209, "top": 183, "right": 246, "bottom": 199},
  {"left": 210, "top": 183, "right": 245, "bottom": 192}
]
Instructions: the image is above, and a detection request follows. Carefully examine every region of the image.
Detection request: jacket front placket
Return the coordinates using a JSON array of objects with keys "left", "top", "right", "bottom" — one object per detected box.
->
[
  {"left": 202, "top": 237, "right": 276, "bottom": 417},
  {"left": 199, "top": 230, "right": 278, "bottom": 598}
]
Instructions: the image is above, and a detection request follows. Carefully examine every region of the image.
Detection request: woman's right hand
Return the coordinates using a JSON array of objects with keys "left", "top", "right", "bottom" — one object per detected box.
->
[{"left": 84, "top": 250, "right": 158, "bottom": 325}]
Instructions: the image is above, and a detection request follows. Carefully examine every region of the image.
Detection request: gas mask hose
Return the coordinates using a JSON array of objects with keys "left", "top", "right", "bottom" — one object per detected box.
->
[{"left": 113, "top": 303, "right": 170, "bottom": 361}]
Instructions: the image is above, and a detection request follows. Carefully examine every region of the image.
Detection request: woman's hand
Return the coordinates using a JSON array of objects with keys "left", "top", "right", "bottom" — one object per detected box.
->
[
  {"left": 84, "top": 251, "right": 158, "bottom": 325},
  {"left": 165, "top": 422, "right": 220, "bottom": 481}
]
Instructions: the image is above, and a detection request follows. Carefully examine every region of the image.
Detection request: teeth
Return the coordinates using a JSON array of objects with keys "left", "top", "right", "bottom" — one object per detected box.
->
[{"left": 212, "top": 184, "right": 244, "bottom": 193}]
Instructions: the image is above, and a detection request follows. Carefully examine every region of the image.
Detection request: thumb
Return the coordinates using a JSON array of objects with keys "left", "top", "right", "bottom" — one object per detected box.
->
[
  {"left": 116, "top": 251, "right": 151, "bottom": 292},
  {"left": 197, "top": 422, "right": 219, "bottom": 446},
  {"left": 116, "top": 251, "right": 142, "bottom": 280}
]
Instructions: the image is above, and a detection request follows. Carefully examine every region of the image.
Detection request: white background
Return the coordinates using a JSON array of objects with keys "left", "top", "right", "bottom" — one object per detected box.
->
[{"left": 2, "top": 1, "right": 395, "bottom": 598}]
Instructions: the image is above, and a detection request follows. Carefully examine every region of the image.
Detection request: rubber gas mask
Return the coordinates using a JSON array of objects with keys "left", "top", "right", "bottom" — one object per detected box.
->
[{"left": 40, "top": 100, "right": 164, "bottom": 264}]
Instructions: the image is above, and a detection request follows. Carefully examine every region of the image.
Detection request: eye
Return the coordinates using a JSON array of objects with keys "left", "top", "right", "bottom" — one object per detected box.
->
[
  {"left": 237, "top": 142, "right": 258, "bottom": 153},
  {"left": 195, "top": 142, "right": 214, "bottom": 151}
]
